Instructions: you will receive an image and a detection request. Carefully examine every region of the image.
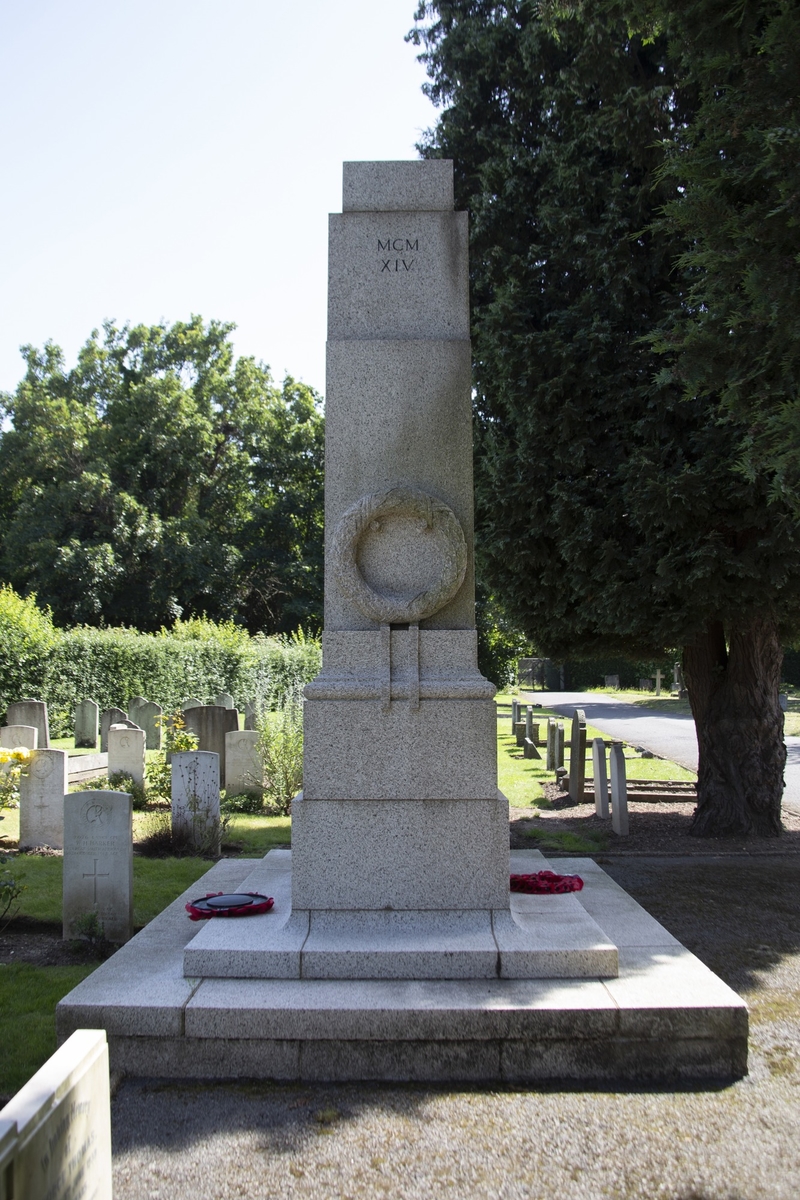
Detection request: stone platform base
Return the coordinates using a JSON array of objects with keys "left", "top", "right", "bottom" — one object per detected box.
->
[{"left": 56, "top": 851, "right": 748, "bottom": 1084}]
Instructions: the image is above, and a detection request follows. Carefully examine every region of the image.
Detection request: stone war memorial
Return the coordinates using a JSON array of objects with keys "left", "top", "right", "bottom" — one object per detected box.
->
[{"left": 58, "top": 161, "right": 748, "bottom": 1084}]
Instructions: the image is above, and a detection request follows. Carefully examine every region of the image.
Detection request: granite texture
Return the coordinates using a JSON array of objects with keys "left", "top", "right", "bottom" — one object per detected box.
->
[
  {"left": 0, "top": 724, "right": 38, "bottom": 750},
  {"left": 342, "top": 160, "right": 454, "bottom": 212},
  {"left": 55, "top": 852, "right": 748, "bottom": 1084},
  {"left": 18, "top": 748, "right": 67, "bottom": 850},
  {"left": 327, "top": 212, "right": 468, "bottom": 343},
  {"left": 74, "top": 698, "right": 99, "bottom": 749},
  {"left": 323, "top": 339, "right": 474, "bottom": 631},
  {"left": 302, "top": 700, "right": 497, "bottom": 800},
  {"left": 107, "top": 726, "right": 145, "bottom": 788},
  {"left": 291, "top": 795, "right": 508, "bottom": 909},
  {"left": 63, "top": 790, "right": 133, "bottom": 944},
  {"left": 5, "top": 699, "right": 49, "bottom": 748}
]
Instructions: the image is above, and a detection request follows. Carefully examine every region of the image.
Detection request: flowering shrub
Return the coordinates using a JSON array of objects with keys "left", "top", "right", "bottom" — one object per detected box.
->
[{"left": 0, "top": 747, "right": 31, "bottom": 808}]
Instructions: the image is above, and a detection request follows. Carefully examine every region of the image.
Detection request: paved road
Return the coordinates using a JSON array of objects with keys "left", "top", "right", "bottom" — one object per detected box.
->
[{"left": 522, "top": 690, "right": 800, "bottom": 816}]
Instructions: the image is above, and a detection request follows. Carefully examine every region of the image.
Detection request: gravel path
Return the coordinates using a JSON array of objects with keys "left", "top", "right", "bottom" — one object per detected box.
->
[{"left": 110, "top": 856, "right": 800, "bottom": 1200}]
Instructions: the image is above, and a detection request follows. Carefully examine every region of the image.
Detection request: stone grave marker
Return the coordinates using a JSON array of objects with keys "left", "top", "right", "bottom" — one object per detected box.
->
[
  {"left": 515, "top": 720, "right": 526, "bottom": 747},
  {"left": 604, "top": 674, "right": 620, "bottom": 690},
  {"left": 108, "top": 725, "right": 145, "bottom": 788},
  {"left": 5, "top": 699, "right": 49, "bottom": 748},
  {"left": 546, "top": 717, "right": 556, "bottom": 770},
  {"left": 127, "top": 695, "right": 147, "bottom": 726},
  {"left": 63, "top": 789, "right": 133, "bottom": 942},
  {"left": 19, "top": 748, "right": 68, "bottom": 850},
  {"left": 99, "top": 707, "right": 127, "bottom": 753},
  {"left": 244, "top": 700, "right": 258, "bottom": 731},
  {"left": 639, "top": 677, "right": 653, "bottom": 692},
  {"left": 510, "top": 698, "right": 519, "bottom": 734},
  {"left": 0, "top": 1028, "right": 112, "bottom": 1200},
  {"left": 555, "top": 720, "right": 565, "bottom": 768},
  {"left": 779, "top": 692, "right": 788, "bottom": 712},
  {"left": 225, "top": 730, "right": 263, "bottom": 797},
  {"left": 182, "top": 697, "right": 203, "bottom": 711},
  {"left": 183, "top": 705, "right": 239, "bottom": 788},
  {"left": 592, "top": 737, "right": 609, "bottom": 819},
  {"left": 609, "top": 742, "right": 629, "bottom": 836},
  {"left": 74, "top": 698, "right": 99, "bottom": 749},
  {"left": 171, "top": 750, "right": 220, "bottom": 854},
  {"left": 568, "top": 708, "right": 586, "bottom": 803},
  {"left": 523, "top": 709, "right": 541, "bottom": 759},
  {"left": 0, "top": 724, "right": 38, "bottom": 750},
  {"left": 137, "top": 700, "right": 163, "bottom": 750},
  {"left": 215, "top": 692, "right": 235, "bottom": 710},
  {"left": 654, "top": 669, "right": 664, "bottom": 697}
]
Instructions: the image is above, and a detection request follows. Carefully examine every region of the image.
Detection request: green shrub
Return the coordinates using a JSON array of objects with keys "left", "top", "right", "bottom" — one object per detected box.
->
[{"left": 0, "top": 586, "right": 57, "bottom": 719}]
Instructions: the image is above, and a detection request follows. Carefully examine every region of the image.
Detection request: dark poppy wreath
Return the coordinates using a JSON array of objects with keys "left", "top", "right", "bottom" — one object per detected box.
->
[
  {"left": 186, "top": 892, "right": 275, "bottom": 920},
  {"left": 510, "top": 871, "right": 584, "bottom": 894}
]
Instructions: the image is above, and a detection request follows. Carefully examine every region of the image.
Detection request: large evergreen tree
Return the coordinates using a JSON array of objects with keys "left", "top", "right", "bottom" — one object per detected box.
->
[
  {"left": 411, "top": 0, "right": 800, "bottom": 835},
  {"left": 0, "top": 318, "right": 324, "bottom": 633}
]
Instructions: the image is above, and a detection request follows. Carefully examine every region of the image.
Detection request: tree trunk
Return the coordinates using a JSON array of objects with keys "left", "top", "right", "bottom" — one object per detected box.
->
[{"left": 684, "top": 613, "right": 784, "bottom": 837}]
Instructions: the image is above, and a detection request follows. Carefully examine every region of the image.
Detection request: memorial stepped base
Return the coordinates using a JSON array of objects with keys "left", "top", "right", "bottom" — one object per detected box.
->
[{"left": 56, "top": 850, "right": 748, "bottom": 1084}]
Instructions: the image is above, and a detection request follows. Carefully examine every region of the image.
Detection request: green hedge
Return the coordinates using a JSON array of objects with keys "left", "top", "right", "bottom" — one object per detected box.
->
[{"left": 0, "top": 590, "right": 320, "bottom": 737}]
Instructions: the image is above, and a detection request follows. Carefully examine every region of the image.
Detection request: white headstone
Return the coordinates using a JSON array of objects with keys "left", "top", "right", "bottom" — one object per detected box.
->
[
  {"left": 137, "top": 700, "right": 163, "bottom": 750},
  {"left": 215, "top": 692, "right": 235, "bottom": 710},
  {"left": 19, "top": 748, "right": 67, "bottom": 850},
  {"left": 181, "top": 697, "right": 203, "bottom": 711},
  {"left": 0, "top": 724, "right": 38, "bottom": 750},
  {"left": 592, "top": 738, "right": 609, "bottom": 819},
  {"left": 63, "top": 790, "right": 133, "bottom": 943},
  {"left": 609, "top": 743, "right": 629, "bottom": 836},
  {"left": 225, "top": 730, "right": 262, "bottom": 797},
  {"left": 555, "top": 721, "right": 565, "bottom": 768},
  {"left": 99, "top": 707, "right": 127, "bottom": 753},
  {"left": 107, "top": 725, "right": 145, "bottom": 788},
  {"left": 5, "top": 700, "right": 49, "bottom": 748},
  {"left": 74, "top": 699, "right": 99, "bottom": 749},
  {"left": 171, "top": 750, "right": 220, "bottom": 854},
  {"left": 0, "top": 1029, "right": 112, "bottom": 1200}
]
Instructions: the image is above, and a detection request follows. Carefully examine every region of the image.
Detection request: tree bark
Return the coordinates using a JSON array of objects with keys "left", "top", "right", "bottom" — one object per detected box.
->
[{"left": 684, "top": 613, "right": 785, "bottom": 837}]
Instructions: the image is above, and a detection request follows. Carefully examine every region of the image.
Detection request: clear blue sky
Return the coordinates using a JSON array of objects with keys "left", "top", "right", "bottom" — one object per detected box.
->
[{"left": 0, "top": 0, "right": 437, "bottom": 396}]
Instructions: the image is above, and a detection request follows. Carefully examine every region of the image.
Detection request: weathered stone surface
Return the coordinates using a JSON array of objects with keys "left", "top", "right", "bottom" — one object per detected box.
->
[
  {"left": 610, "top": 743, "right": 630, "bottom": 836},
  {"left": 342, "top": 159, "right": 454, "bottom": 213},
  {"left": 5, "top": 699, "right": 49, "bottom": 748},
  {"left": 181, "top": 697, "right": 203, "bottom": 711},
  {"left": 127, "top": 696, "right": 148, "bottom": 727},
  {"left": 171, "top": 751, "right": 220, "bottom": 854},
  {"left": 137, "top": 700, "right": 163, "bottom": 750},
  {"left": 74, "top": 698, "right": 99, "bottom": 749},
  {"left": 244, "top": 701, "right": 258, "bottom": 730},
  {"left": 63, "top": 790, "right": 133, "bottom": 943},
  {"left": 568, "top": 708, "right": 587, "bottom": 803},
  {"left": 0, "top": 1029, "right": 112, "bottom": 1200},
  {"left": 225, "top": 730, "right": 262, "bottom": 797},
  {"left": 108, "top": 725, "right": 145, "bottom": 788},
  {"left": 19, "top": 748, "right": 67, "bottom": 849},
  {"left": 183, "top": 706, "right": 238, "bottom": 788},
  {"left": 0, "top": 724, "right": 38, "bottom": 750},
  {"left": 99, "top": 707, "right": 127, "bottom": 753},
  {"left": 215, "top": 692, "right": 235, "bottom": 710},
  {"left": 593, "top": 737, "right": 609, "bottom": 819}
]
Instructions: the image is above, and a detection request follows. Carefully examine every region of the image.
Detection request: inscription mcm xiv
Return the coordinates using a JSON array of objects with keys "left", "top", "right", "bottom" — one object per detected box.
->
[{"left": 378, "top": 237, "right": 418, "bottom": 273}]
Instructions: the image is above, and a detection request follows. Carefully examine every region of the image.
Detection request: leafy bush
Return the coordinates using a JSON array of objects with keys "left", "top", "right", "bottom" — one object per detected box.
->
[
  {"left": 0, "top": 587, "right": 321, "bottom": 736},
  {"left": 256, "top": 689, "right": 304, "bottom": 815}
]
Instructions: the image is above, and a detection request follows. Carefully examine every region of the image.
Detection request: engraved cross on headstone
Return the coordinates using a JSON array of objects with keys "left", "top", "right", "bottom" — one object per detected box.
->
[{"left": 82, "top": 857, "right": 110, "bottom": 903}]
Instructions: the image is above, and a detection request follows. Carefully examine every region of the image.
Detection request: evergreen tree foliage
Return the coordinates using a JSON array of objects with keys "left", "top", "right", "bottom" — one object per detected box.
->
[
  {"left": 410, "top": 0, "right": 800, "bottom": 835},
  {"left": 0, "top": 318, "right": 324, "bottom": 634}
]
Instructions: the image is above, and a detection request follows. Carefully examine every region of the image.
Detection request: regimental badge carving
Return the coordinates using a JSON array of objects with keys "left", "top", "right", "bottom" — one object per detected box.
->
[
  {"left": 330, "top": 485, "right": 467, "bottom": 624},
  {"left": 31, "top": 755, "right": 54, "bottom": 779}
]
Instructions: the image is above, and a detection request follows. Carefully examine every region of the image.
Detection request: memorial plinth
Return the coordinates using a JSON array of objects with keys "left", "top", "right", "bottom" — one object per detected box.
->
[{"left": 189, "top": 160, "right": 616, "bottom": 981}]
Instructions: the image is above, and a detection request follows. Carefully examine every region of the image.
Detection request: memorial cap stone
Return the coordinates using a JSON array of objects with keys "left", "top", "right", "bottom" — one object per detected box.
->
[
  {"left": 342, "top": 159, "right": 454, "bottom": 212},
  {"left": 63, "top": 790, "right": 133, "bottom": 943},
  {"left": 5, "top": 699, "right": 49, "bottom": 748}
]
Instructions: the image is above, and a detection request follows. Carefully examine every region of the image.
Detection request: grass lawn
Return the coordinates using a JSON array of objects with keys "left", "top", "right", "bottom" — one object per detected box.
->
[{"left": 0, "top": 964, "right": 97, "bottom": 1097}]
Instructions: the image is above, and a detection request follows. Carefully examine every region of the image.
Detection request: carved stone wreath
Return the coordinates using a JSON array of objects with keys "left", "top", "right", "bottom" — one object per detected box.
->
[{"left": 330, "top": 485, "right": 467, "bottom": 624}]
